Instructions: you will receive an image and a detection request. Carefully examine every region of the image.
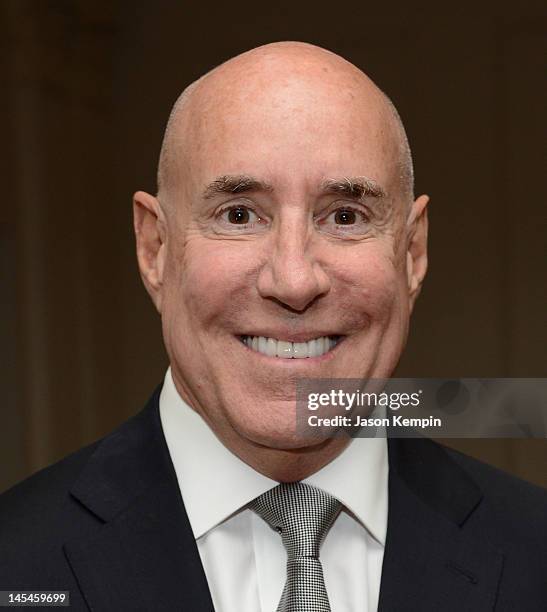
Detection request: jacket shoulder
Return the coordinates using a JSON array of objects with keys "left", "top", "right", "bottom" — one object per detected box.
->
[
  {"left": 444, "top": 444, "right": 547, "bottom": 514},
  {"left": 442, "top": 444, "right": 547, "bottom": 553},
  {"left": 0, "top": 389, "right": 163, "bottom": 590},
  {"left": 0, "top": 440, "right": 106, "bottom": 589},
  {"left": 0, "top": 440, "right": 102, "bottom": 542}
]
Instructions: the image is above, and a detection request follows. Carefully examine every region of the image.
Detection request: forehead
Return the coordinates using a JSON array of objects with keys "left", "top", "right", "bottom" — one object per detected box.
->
[{"left": 177, "top": 65, "right": 401, "bottom": 195}]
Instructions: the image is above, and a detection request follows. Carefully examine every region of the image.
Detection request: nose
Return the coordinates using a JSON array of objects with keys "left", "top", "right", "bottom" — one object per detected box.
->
[{"left": 256, "top": 223, "right": 331, "bottom": 312}]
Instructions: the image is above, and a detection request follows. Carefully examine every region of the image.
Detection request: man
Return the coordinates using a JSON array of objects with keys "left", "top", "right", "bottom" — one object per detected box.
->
[{"left": 1, "top": 42, "right": 546, "bottom": 611}]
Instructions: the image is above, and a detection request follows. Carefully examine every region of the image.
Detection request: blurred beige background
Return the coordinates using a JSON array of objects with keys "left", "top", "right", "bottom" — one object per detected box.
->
[{"left": 1, "top": 0, "right": 546, "bottom": 492}]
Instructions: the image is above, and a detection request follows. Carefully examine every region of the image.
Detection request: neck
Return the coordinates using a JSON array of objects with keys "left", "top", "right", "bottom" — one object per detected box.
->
[
  {"left": 208, "top": 425, "right": 351, "bottom": 482},
  {"left": 170, "top": 369, "right": 351, "bottom": 482}
]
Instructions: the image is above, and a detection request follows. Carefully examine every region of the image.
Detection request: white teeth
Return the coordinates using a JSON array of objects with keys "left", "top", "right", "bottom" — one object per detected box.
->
[
  {"left": 293, "top": 342, "right": 308, "bottom": 359},
  {"left": 242, "top": 335, "right": 340, "bottom": 359},
  {"left": 317, "top": 337, "right": 326, "bottom": 355},
  {"left": 258, "top": 336, "right": 268, "bottom": 354},
  {"left": 308, "top": 338, "right": 320, "bottom": 358},
  {"left": 265, "top": 337, "right": 277, "bottom": 357},
  {"left": 276, "top": 340, "right": 292, "bottom": 358}
]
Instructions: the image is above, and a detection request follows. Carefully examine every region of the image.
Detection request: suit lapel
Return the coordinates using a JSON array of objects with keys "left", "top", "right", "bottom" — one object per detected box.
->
[
  {"left": 63, "top": 388, "right": 215, "bottom": 612},
  {"left": 61, "top": 388, "right": 505, "bottom": 611},
  {"left": 378, "top": 438, "right": 503, "bottom": 612}
]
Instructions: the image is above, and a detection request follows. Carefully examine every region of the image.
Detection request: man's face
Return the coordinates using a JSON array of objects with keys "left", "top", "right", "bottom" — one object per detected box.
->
[{"left": 144, "top": 63, "right": 425, "bottom": 453}]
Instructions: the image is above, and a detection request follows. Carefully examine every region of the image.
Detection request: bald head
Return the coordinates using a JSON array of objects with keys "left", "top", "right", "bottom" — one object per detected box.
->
[{"left": 157, "top": 42, "right": 414, "bottom": 210}]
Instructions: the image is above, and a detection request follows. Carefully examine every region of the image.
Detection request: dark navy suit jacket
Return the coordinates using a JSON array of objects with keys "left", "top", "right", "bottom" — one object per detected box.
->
[{"left": 1, "top": 386, "right": 546, "bottom": 611}]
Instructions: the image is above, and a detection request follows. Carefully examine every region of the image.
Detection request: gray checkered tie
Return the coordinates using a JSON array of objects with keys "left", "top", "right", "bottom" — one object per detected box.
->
[{"left": 249, "top": 483, "right": 341, "bottom": 612}]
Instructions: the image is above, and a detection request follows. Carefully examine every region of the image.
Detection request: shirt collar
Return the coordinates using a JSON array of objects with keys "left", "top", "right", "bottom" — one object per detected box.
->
[
  {"left": 159, "top": 368, "right": 388, "bottom": 545},
  {"left": 304, "top": 433, "right": 388, "bottom": 545}
]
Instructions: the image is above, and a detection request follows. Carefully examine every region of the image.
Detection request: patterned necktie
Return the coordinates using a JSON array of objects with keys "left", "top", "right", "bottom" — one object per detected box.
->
[{"left": 249, "top": 482, "right": 341, "bottom": 612}]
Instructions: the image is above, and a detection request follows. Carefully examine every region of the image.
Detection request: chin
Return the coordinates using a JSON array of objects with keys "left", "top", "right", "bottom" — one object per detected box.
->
[{"left": 233, "top": 417, "right": 331, "bottom": 452}]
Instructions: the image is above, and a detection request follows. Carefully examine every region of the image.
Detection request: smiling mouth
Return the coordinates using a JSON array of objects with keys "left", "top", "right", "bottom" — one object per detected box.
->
[{"left": 239, "top": 335, "right": 343, "bottom": 359}]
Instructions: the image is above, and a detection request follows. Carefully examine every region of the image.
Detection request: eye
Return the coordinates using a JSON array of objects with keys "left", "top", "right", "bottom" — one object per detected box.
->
[
  {"left": 318, "top": 205, "right": 370, "bottom": 233},
  {"left": 227, "top": 206, "right": 252, "bottom": 224},
  {"left": 216, "top": 204, "right": 267, "bottom": 231},
  {"left": 333, "top": 208, "right": 358, "bottom": 225}
]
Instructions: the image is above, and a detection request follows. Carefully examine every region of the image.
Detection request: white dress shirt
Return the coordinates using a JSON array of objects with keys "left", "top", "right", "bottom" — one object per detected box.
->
[{"left": 159, "top": 368, "right": 388, "bottom": 612}]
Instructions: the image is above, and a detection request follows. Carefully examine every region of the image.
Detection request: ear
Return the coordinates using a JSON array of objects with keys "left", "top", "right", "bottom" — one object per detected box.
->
[
  {"left": 406, "top": 194, "right": 430, "bottom": 313},
  {"left": 133, "top": 191, "right": 167, "bottom": 312}
]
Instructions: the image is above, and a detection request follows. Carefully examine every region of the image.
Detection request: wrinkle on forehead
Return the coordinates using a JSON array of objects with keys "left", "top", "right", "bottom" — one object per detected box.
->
[{"left": 157, "top": 42, "right": 414, "bottom": 213}]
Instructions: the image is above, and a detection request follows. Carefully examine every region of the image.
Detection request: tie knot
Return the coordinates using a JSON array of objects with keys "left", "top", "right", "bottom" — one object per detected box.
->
[{"left": 249, "top": 483, "right": 341, "bottom": 559}]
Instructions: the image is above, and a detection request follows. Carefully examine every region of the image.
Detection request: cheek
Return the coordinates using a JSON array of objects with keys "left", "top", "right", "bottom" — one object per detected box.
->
[
  {"left": 331, "top": 245, "right": 404, "bottom": 322},
  {"left": 164, "top": 236, "right": 257, "bottom": 331}
]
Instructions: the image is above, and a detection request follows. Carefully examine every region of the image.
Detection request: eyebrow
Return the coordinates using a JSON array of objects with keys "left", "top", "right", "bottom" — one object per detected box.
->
[
  {"left": 320, "top": 177, "right": 386, "bottom": 201},
  {"left": 202, "top": 175, "right": 273, "bottom": 199},
  {"left": 201, "top": 174, "right": 386, "bottom": 201}
]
